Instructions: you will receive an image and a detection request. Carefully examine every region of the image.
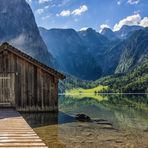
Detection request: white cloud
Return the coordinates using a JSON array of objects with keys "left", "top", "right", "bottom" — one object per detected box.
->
[
  {"left": 38, "top": 0, "right": 49, "bottom": 4},
  {"left": 99, "top": 24, "right": 110, "bottom": 32},
  {"left": 80, "top": 27, "right": 89, "bottom": 31},
  {"left": 57, "top": 5, "right": 88, "bottom": 17},
  {"left": 9, "top": 34, "right": 26, "bottom": 48},
  {"left": 57, "top": 10, "right": 71, "bottom": 17},
  {"left": 127, "top": 0, "right": 140, "bottom": 5},
  {"left": 35, "top": 8, "right": 44, "bottom": 15},
  {"left": 140, "top": 17, "right": 148, "bottom": 27},
  {"left": 72, "top": 5, "right": 88, "bottom": 16},
  {"left": 113, "top": 14, "right": 141, "bottom": 31},
  {"left": 113, "top": 14, "right": 148, "bottom": 31}
]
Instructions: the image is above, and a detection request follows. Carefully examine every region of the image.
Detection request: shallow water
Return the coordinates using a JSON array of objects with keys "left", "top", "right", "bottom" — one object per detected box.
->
[{"left": 22, "top": 94, "right": 148, "bottom": 148}]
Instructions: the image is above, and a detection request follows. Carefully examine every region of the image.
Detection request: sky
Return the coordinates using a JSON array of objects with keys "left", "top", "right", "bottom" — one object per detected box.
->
[{"left": 26, "top": 0, "right": 148, "bottom": 32}]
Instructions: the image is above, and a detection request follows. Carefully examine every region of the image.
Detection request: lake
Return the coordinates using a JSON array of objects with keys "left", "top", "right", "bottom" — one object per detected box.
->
[{"left": 22, "top": 94, "right": 148, "bottom": 148}]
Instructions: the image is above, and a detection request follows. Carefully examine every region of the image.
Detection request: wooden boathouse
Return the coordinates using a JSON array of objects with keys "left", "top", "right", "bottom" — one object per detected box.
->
[{"left": 0, "top": 42, "right": 65, "bottom": 112}]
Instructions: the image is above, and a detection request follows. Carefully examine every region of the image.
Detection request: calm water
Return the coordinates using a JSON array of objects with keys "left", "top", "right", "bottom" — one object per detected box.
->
[{"left": 22, "top": 94, "right": 148, "bottom": 148}]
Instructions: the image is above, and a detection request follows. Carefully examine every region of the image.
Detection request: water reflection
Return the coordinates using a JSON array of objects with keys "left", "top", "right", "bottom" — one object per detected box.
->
[
  {"left": 22, "top": 94, "right": 148, "bottom": 148},
  {"left": 22, "top": 112, "right": 76, "bottom": 128}
]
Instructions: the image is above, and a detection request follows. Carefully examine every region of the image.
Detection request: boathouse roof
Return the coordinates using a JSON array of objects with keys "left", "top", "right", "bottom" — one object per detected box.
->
[{"left": 0, "top": 42, "right": 65, "bottom": 79}]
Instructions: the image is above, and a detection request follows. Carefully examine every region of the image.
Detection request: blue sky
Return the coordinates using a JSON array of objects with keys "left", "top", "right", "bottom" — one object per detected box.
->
[{"left": 27, "top": 0, "right": 148, "bottom": 32}]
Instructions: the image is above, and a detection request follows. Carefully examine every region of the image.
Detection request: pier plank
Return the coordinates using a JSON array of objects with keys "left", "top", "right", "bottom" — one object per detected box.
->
[{"left": 0, "top": 109, "right": 48, "bottom": 148}]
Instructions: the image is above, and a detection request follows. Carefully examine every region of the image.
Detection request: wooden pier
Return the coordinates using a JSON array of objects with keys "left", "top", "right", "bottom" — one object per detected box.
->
[{"left": 0, "top": 109, "right": 48, "bottom": 148}]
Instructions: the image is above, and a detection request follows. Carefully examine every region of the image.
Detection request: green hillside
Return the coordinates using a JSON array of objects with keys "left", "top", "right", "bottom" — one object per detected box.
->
[
  {"left": 61, "top": 62, "right": 148, "bottom": 93},
  {"left": 98, "top": 62, "right": 148, "bottom": 93}
]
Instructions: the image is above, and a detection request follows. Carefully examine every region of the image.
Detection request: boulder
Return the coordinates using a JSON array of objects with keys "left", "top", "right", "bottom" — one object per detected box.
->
[{"left": 75, "top": 114, "right": 91, "bottom": 122}]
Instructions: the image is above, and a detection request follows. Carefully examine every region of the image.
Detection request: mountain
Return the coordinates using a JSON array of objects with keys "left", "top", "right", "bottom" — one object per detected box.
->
[
  {"left": 39, "top": 27, "right": 102, "bottom": 80},
  {"left": 78, "top": 28, "right": 122, "bottom": 75},
  {"left": 39, "top": 26, "right": 147, "bottom": 80},
  {"left": 39, "top": 27, "right": 120, "bottom": 80},
  {"left": 0, "top": 0, "right": 53, "bottom": 66},
  {"left": 101, "top": 28, "right": 119, "bottom": 41},
  {"left": 78, "top": 28, "right": 110, "bottom": 54},
  {"left": 99, "top": 62, "right": 148, "bottom": 93},
  {"left": 102, "top": 41, "right": 124, "bottom": 75},
  {"left": 99, "top": 26, "right": 148, "bottom": 75},
  {"left": 115, "top": 25, "right": 144, "bottom": 39},
  {"left": 116, "top": 27, "right": 148, "bottom": 73},
  {"left": 40, "top": 25, "right": 147, "bottom": 80},
  {"left": 101, "top": 25, "right": 144, "bottom": 40}
]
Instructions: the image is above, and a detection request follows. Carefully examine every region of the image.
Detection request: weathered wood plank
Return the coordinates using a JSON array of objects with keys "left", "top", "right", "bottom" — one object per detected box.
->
[
  {"left": 0, "top": 147, "right": 48, "bottom": 148},
  {"left": 0, "top": 109, "right": 47, "bottom": 147}
]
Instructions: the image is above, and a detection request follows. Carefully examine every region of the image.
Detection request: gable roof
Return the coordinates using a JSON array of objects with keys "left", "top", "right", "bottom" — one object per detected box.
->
[{"left": 0, "top": 42, "right": 65, "bottom": 79}]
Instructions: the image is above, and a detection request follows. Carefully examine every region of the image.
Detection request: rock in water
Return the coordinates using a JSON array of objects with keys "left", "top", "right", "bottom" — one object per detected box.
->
[
  {"left": 75, "top": 114, "right": 91, "bottom": 122},
  {"left": 0, "top": 0, "right": 54, "bottom": 67}
]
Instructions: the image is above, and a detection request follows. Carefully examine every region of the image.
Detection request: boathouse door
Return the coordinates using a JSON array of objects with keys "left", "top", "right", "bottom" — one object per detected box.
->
[{"left": 0, "top": 73, "right": 15, "bottom": 107}]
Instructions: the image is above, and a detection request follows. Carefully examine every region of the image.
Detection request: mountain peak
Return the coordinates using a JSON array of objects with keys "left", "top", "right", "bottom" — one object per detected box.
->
[
  {"left": 39, "top": 27, "right": 103, "bottom": 80},
  {"left": 120, "top": 25, "right": 143, "bottom": 31},
  {"left": 115, "top": 25, "right": 144, "bottom": 39},
  {"left": 101, "top": 27, "right": 118, "bottom": 41},
  {"left": 50, "top": 28, "right": 76, "bottom": 32},
  {"left": 101, "top": 27, "right": 113, "bottom": 34},
  {"left": 0, "top": 0, "right": 53, "bottom": 66},
  {"left": 79, "top": 28, "right": 95, "bottom": 33},
  {"left": 86, "top": 28, "right": 94, "bottom": 31}
]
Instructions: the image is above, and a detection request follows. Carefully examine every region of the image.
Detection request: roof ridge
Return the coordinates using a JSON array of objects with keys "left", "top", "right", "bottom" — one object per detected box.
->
[{"left": 0, "top": 42, "right": 65, "bottom": 79}]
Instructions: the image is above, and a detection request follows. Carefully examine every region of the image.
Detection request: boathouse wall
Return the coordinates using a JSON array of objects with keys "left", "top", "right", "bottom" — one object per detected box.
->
[{"left": 0, "top": 43, "right": 64, "bottom": 112}]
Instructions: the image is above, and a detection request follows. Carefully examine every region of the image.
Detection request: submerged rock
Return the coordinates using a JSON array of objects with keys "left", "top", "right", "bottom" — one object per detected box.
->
[
  {"left": 75, "top": 114, "right": 91, "bottom": 122},
  {"left": 95, "top": 121, "right": 113, "bottom": 126},
  {"left": 144, "top": 129, "right": 148, "bottom": 132},
  {"left": 75, "top": 114, "right": 114, "bottom": 130}
]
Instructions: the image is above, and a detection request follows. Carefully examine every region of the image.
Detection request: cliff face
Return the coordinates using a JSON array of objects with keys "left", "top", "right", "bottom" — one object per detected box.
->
[
  {"left": 116, "top": 28, "right": 148, "bottom": 73},
  {"left": 40, "top": 26, "right": 148, "bottom": 80},
  {"left": 0, "top": 0, "right": 54, "bottom": 67},
  {"left": 39, "top": 28, "right": 102, "bottom": 80}
]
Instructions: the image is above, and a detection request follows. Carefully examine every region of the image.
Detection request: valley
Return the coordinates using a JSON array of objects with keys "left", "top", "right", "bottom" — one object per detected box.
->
[
  {"left": 0, "top": 0, "right": 148, "bottom": 148},
  {"left": 40, "top": 26, "right": 148, "bottom": 93}
]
